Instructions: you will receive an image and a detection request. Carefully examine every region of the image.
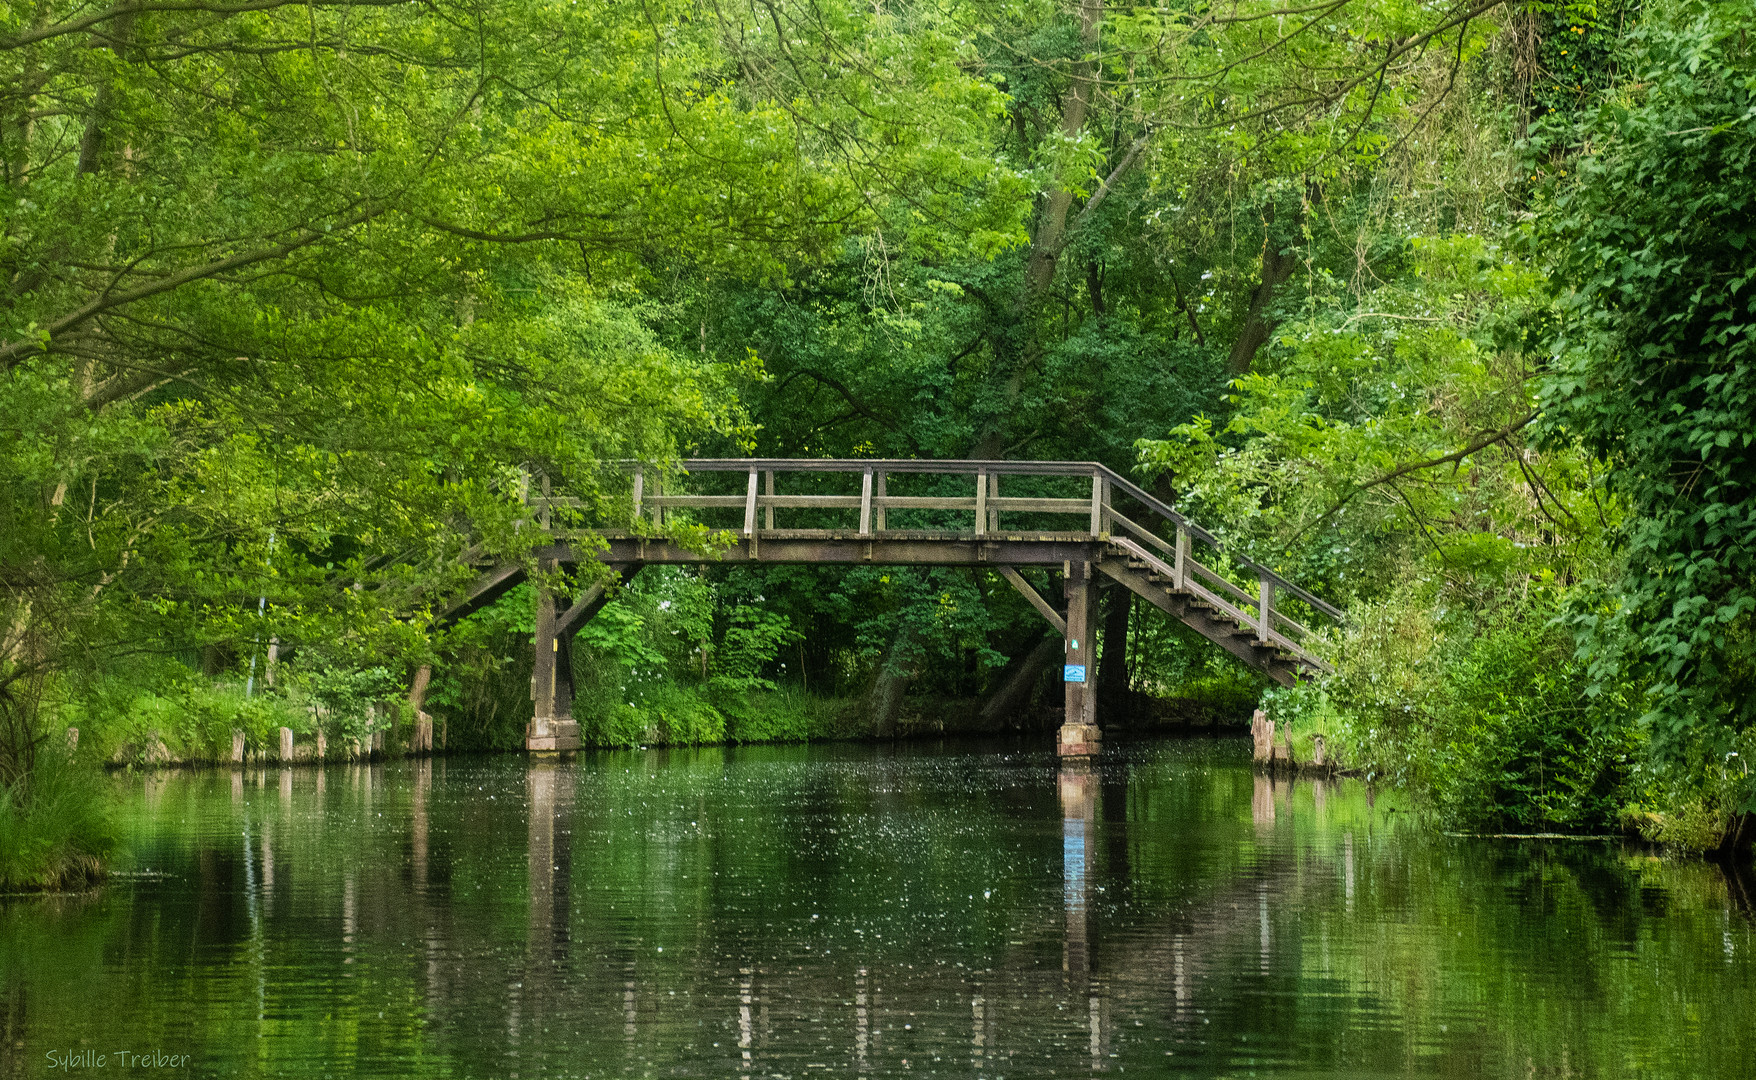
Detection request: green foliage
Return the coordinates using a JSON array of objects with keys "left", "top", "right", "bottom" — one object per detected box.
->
[
  {"left": 1312, "top": 586, "right": 1639, "bottom": 832},
  {"left": 1539, "top": 0, "right": 1756, "bottom": 766},
  {"left": 709, "top": 607, "right": 803, "bottom": 695},
  {"left": 0, "top": 750, "right": 113, "bottom": 890},
  {"left": 1137, "top": 235, "right": 1602, "bottom": 607},
  {"left": 300, "top": 662, "right": 402, "bottom": 745}
]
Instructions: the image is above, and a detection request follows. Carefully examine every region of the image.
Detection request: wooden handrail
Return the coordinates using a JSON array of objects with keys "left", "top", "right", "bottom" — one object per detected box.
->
[{"left": 571, "top": 457, "right": 1345, "bottom": 624}]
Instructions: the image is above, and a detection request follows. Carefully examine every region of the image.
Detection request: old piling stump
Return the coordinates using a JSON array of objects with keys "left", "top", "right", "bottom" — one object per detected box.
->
[
  {"left": 1251, "top": 709, "right": 1273, "bottom": 766},
  {"left": 231, "top": 729, "right": 246, "bottom": 765},
  {"left": 1273, "top": 729, "right": 1295, "bottom": 769},
  {"left": 279, "top": 727, "right": 294, "bottom": 762}
]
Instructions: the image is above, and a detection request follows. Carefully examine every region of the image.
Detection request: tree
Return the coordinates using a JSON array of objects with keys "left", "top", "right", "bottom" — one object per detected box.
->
[
  {"left": 1540, "top": 0, "right": 1756, "bottom": 774},
  {"left": 0, "top": 0, "right": 1011, "bottom": 777}
]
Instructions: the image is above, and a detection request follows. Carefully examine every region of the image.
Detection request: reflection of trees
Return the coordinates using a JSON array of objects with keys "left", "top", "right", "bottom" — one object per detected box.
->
[{"left": 3, "top": 752, "right": 1754, "bottom": 1076}]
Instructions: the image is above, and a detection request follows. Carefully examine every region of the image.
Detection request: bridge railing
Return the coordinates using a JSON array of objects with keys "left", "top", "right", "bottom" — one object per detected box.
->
[{"left": 527, "top": 458, "right": 1342, "bottom": 660}]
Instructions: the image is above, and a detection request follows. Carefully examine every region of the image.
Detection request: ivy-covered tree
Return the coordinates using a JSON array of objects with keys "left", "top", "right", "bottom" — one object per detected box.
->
[{"left": 1541, "top": 1, "right": 1756, "bottom": 799}]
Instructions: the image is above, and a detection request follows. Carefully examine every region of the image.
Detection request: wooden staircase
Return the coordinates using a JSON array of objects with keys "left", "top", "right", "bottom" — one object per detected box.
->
[{"left": 1097, "top": 535, "right": 1331, "bottom": 686}]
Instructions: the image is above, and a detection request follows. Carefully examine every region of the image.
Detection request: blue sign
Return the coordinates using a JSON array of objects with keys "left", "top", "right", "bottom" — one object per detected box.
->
[{"left": 1063, "top": 664, "right": 1087, "bottom": 683}]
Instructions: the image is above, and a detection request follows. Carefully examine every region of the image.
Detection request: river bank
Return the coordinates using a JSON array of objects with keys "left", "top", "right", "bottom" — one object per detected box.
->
[{"left": 70, "top": 683, "right": 1254, "bottom": 771}]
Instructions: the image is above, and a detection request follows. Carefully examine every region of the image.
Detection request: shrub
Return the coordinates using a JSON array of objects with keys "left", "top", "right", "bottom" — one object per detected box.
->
[{"left": 1318, "top": 586, "right": 1641, "bottom": 832}]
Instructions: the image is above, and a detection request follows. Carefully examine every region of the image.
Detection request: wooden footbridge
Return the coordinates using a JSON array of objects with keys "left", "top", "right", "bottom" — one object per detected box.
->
[{"left": 443, "top": 460, "right": 1341, "bottom": 755}]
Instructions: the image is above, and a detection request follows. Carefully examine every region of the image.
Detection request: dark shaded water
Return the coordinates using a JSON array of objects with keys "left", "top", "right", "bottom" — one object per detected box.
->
[{"left": 4, "top": 739, "right": 1754, "bottom": 1078}]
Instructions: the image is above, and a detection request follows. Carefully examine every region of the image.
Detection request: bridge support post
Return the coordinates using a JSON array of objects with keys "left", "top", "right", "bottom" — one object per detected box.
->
[
  {"left": 528, "top": 562, "right": 582, "bottom": 753},
  {"left": 1058, "top": 561, "right": 1101, "bottom": 758}
]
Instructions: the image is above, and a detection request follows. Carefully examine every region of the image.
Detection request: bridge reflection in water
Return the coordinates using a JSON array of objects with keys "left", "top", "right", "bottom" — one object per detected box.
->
[
  {"left": 510, "top": 753, "right": 1355, "bottom": 1075},
  {"left": 18, "top": 745, "right": 1746, "bottom": 1079}
]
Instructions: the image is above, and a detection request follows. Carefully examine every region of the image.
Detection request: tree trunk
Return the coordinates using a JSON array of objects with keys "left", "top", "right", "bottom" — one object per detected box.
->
[
  {"left": 1025, "top": 0, "right": 1104, "bottom": 296},
  {"left": 1227, "top": 203, "right": 1302, "bottom": 375},
  {"left": 1095, "top": 585, "right": 1131, "bottom": 729},
  {"left": 978, "top": 634, "right": 1063, "bottom": 731},
  {"left": 865, "top": 632, "right": 912, "bottom": 739}
]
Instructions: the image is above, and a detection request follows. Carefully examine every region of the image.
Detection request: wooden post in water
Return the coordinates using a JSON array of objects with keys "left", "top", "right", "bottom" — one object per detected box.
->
[
  {"left": 528, "top": 558, "right": 581, "bottom": 752},
  {"left": 1058, "top": 561, "right": 1101, "bottom": 757},
  {"left": 1251, "top": 709, "right": 1273, "bottom": 765},
  {"left": 409, "top": 663, "right": 434, "bottom": 755}
]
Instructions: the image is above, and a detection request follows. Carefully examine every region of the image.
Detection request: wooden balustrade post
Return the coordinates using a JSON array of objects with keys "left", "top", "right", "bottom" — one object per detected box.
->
[
  {"left": 987, "top": 473, "right": 999, "bottom": 533},
  {"left": 875, "top": 471, "right": 886, "bottom": 531},
  {"left": 743, "top": 468, "right": 759, "bottom": 538},
  {"left": 764, "top": 469, "right": 775, "bottom": 530},
  {"left": 974, "top": 468, "right": 988, "bottom": 536},
  {"left": 632, "top": 466, "right": 643, "bottom": 526},
  {"left": 1258, "top": 574, "right": 1276, "bottom": 644},
  {"left": 1173, "top": 526, "right": 1189, "bottom": 589},
  {"left": 651, "top": 474, "right": 663, "bottom": 529},
  {"left": 539, "top": 473, "right": 552, "bottom": 531},
  {"left": 1089, "top": 473, "right": 1104, "bottom": 535},
  {"left": 859, "top": 467, "right": 874, "bottom": 535}
]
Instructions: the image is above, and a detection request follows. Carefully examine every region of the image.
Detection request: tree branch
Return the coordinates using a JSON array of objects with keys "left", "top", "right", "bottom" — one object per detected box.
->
[
  {"left": 1282, "top": 411, "right": 1538, "bottom": 551},
  {"left": 0, "top": 210, "right": 375, "bottom": 366}
]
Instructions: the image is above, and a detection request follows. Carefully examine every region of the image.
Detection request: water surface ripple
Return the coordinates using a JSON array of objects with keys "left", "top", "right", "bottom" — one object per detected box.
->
[{"left": 6, "top": 738, "right": 1752, "bottom": 1077}]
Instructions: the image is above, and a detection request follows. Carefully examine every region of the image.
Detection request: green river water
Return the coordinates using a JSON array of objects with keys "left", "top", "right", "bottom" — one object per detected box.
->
[{"left": 4, "top": 738, "right": 1753, "bottom": 1078}]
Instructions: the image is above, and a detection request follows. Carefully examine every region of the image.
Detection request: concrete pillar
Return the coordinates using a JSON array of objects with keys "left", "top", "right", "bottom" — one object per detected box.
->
[{"left": 1057, "top": 560, "right": 1100, "bottom": 757}]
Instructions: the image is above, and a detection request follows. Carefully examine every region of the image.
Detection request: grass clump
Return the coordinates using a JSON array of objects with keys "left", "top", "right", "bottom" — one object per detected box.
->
[{"left": 0, "top": 749, "right": 115, "bottom": 891}]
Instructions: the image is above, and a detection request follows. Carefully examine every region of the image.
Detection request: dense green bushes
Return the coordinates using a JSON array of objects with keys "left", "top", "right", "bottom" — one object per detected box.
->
[{"left": 1275, "top": 589, "right": 1638, "bottom": 833}]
